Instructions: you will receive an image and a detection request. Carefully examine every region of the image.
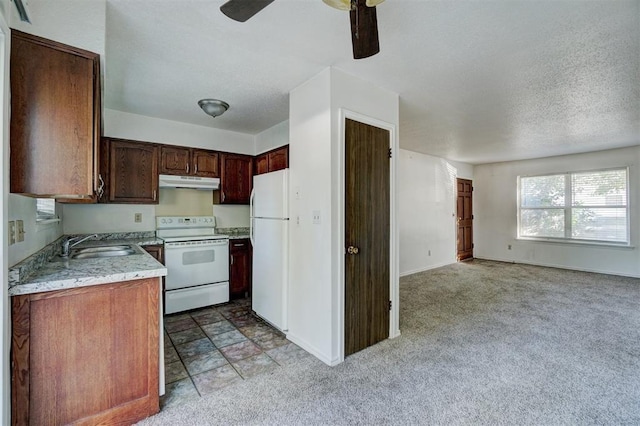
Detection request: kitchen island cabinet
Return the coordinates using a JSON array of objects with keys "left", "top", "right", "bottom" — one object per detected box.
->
[
  {"left": 160, "top": 145, "right": 219, "bottom": 178},
  {"left": 214, "top": 153, "right": 253, "bottom": 204},
  {"left": 11, "top": 277, "right": 160, "bottom": 425},
  {"left": 10, "top": 30, "right": 101, "bottom": 200},
  {"left": 230, "top": 238, "right": 252, "bottom": 299},
  {"left": 101, "top": 138, "right": 159, "bottom": 204}
]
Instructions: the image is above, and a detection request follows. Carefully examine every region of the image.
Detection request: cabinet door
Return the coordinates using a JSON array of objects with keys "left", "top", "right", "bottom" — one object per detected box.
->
[
  {"left": 230, "top": 239, "right": 252, "bottom": 299},
  {"left": 10, "top": 31, "right": 100, "bottom": 199},
  {"left": 160, "top": 146, "right": 191, "bottom": 175},
  {"left": 268, "top": 146, "right": 289, "bottom": 172},
  {"left": 254, "top": 154, "right": 269, "bottom": 176},
  {"left": 218, "top": 154, "right": 253, "bottom": 204},
  {"left": 108, "top": 140, "right": 159, "bottom": 204},
  {"left": 192, "top": 150, "right": 220, "bottom": 177},
  {"left": 11, "top": 279, "right": 160, "bottom": 425},
  {"left": 143, "top": 245, "right": 164, "bottom": 264}
]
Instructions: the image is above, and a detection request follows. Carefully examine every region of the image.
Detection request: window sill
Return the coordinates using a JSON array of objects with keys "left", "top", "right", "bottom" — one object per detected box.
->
[
  {"left": 517, "top": 237, "right": 634, "bottom": 249},
  {"left": 36, "top": 217, "right": 61, "bottom": 231}
]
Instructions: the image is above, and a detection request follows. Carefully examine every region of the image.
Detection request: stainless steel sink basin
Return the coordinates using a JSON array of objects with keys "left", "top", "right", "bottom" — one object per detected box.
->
[
  {"left": 50, "top": 244, "right": 141, "bottom": 262},
  {"left": 72, "top": 249, "right": 138, "bottom": 259},
  {"left": 72, "top": 245, "right": 134, "bottom": 254}
]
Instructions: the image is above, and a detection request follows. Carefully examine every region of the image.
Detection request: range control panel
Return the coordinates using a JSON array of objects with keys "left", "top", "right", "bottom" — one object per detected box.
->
[{"left": 156, "top": 216, "right": 216, "bottom": 229}]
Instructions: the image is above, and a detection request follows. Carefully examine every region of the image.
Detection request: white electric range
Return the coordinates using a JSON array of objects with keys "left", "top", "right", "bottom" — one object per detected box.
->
[{"left": 156, "top": 216, "right": 229, "bottom": 314}]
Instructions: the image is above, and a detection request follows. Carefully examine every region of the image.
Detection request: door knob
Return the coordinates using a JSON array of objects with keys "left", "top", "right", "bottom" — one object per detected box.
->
[{"left": 347, "top": 246, "right": 359, "bottom": 255}]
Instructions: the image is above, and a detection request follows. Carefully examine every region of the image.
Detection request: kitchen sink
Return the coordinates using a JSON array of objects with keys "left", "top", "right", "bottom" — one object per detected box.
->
[{"left": 50, "top": 244, "right": 142, "bottom": 262}]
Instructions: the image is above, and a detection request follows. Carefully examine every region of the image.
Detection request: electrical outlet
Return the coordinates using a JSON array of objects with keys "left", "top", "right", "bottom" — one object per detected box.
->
[
  {"left": 312, "top": 210, "right": 320, "bottom": 225},
  {"left": 134, "top": 213, "right": 142, "bottom": 223},
  {"left": 8, "top": 221, "right": 15, "bottom": 245},
  {"left": 296, "top": 215, "right": 300, "bottom": 225},
  {"left": 16, "top": 220, "right": 25, "bottom": 242}
]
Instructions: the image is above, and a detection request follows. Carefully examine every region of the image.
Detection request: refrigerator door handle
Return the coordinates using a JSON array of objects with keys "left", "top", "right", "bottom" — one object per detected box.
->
[{"left": 249, "top": 188, "right": 255, "bottom": 246}]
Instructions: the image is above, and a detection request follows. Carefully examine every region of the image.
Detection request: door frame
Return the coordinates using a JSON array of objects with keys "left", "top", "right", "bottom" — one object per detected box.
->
[{"left": 336, "top": 108, "right": 399, "bottom": 363}]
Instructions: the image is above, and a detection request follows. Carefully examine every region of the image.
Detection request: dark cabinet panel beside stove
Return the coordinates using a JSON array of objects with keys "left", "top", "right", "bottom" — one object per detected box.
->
[{"left": 230, "top": 239, "right": 251, "bottom": 299}]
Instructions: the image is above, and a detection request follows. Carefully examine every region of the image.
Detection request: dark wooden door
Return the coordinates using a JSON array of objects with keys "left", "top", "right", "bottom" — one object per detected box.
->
[
  {"left": 219, "top": 154, "right": 253, "bottom": 204},
  {"left": 108, "top": 140, "right": 159, "bottom": 203},
  {"left": 10, "top": 30, "right": 100, "bottom": 198},
  {"left": 457, "top": 178, "right": 473, "bottom": 261},
  {"left": 160, "top": 146, "right": 190, "bottom": 175},
  {"left": 254, "top": 154, "right": 269, "bottom": 175},
  {"left": 192, "top": 150, "right": 219, "bottom": 177},
  {"left": 268, "top": 146, "right": 289, "bottom": 172},
  {"left": 229, "top": 239, "right": 252, "bottom": 299},
  {"left": 345, "top": 119, "right": 390, "bottom": 356}
]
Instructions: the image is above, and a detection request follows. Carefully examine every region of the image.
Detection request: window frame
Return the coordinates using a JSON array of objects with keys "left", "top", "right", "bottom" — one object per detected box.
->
[{"left": 517, "top": 167, "right": 630, "bottom": 246}]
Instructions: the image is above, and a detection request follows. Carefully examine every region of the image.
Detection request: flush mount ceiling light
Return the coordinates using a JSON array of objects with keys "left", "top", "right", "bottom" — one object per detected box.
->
[{"left": 198, "top": 99, "right": 229, "bottom": 118}]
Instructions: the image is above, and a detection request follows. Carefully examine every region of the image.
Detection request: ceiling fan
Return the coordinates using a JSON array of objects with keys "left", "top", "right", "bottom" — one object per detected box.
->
[{"left": 220, "top": 0, "right": 385, "bottom": 59}]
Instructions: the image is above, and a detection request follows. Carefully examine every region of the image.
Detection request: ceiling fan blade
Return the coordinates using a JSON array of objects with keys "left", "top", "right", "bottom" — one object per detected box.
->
[
  {"left": 349, "top": 0, "right": 380, "bottom": 59},
  {"left": 220, "top": 0, "right": 275, "bottom": 22}
]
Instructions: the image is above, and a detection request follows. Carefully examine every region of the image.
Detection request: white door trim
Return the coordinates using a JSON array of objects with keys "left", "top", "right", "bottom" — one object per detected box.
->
[{"left": 336, "top": 108, "right": 400, "bottom": 363}]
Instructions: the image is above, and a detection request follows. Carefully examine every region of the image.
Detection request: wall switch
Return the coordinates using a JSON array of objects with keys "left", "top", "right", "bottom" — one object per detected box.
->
[
  {"left": 16, "top": 220, "right": 25, "bottom": 242},
  {"left": 134, "top": 213, "right": 142, "bottom": 223},
  {"left": 508, "top": 244, "right": 512, "bottom": 250},
  {"left": 312, "top": 210, "right": 321, "bottom": 225},
  {"left": 428, "top": 250, "right": 431, "bottom": 256},
  {"left": 9, "top": 221, "right": 15, "bottom": 245}
]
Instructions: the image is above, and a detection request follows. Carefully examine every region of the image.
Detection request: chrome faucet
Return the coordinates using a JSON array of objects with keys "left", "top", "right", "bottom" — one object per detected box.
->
[{"left": 61, "top": 234, "right": 98, "bottom": 258}]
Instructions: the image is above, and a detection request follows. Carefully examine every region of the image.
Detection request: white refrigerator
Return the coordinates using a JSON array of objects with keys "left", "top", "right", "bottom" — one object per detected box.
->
[{"left": 250, "top": 168, "right": 289, "bottom": 332}]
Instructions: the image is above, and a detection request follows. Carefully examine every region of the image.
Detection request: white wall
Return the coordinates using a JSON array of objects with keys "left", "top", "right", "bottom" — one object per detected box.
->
[
  {"left": 474, "top": 146, "right": 640, "bottom": 277},
  {"left": 255, "top": 120, "right": 289, "bottom": 154},
  {"left": 288, "top": 67, "right": 399, "bottom": 365},
  {"left": 104, "top": 109, "right": 254, "bottom": 154},
  {"left": 399, "top": 149, "right": 473, "bottom": 276}
]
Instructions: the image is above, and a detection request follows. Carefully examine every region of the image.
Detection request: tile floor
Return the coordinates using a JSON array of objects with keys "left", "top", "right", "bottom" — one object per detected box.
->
[{"left": 162, "top": 298, "right": 310, "bottom": 409}]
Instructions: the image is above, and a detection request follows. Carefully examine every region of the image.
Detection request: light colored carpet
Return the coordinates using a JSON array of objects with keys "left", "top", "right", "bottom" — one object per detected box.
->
[{"left": 139, "top": 260, "right": 640, "bottom": 425}]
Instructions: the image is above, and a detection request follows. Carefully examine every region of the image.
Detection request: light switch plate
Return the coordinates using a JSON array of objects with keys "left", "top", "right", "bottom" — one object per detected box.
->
[
  {"left": 16, "top": 220, "right": 25, "bottom": 242},
  {"left": 134, "top": 213, "right": 142, "bottom": 223},
  {"left": 312, "top": 210, "right": 320, "bottom": 225},
  {"left": 8, "top": 221, "right": 15, "bottom": 245}
]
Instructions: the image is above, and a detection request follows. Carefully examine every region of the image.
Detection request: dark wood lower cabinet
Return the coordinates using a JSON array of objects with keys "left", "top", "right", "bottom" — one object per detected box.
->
[
  {"left": 143, "top": 245, "right": 164, "bottom": 264},
  {"left": 230, "top": 239, "right": 252, "bottom": 299},
  {"left": 11, "top": 278, "right": 160, "bottom": 425}
]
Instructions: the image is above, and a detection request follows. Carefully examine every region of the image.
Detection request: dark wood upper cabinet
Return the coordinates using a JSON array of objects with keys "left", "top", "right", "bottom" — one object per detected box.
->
[
  {"left": 160, "top": 146, "right": 219, "bottom": 178},
  {"left": 10, "top": 30, "right": 101, "bottom": 200},
  {"left": 102, "top": 138, "right": 159, "bottom": 204},
  {"left": 192, "top": 149, "right": 220, "bottom": 177},
  {"left": 215, "top": 153, "right": 253, "bottom": 204},
  {"left": 254, "top": 145, "right": 289, "bottom": 176}
]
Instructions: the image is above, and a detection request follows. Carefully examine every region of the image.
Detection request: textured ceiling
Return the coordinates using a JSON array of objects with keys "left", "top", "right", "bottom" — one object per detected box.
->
[{"left": 104, "top": 0, "right": 640, "bottom": 164}]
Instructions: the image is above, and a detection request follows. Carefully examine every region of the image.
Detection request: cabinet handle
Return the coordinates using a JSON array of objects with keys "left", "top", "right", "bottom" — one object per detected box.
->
[
  {"left": 186, "top": 163, "right": 190, "bottom": 174},
  {"left": 222, "top": 191, "right": 225, "bottom": 202},
  {"left": 194, "top": 164, "right": 198, "bottom": 174},
  {"left": 153, "top": 190, "right": 157, "bottom": 200},
  {"left": 230, "top": 254, "right": 234, "bottom": 265},
  {"left": 233, "top": 243, "right": 245, "bottom": 247}
]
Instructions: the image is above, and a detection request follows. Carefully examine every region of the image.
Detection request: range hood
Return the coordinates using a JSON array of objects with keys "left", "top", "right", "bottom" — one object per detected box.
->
[{"left": 159, "top": 174, "right": 220, "bottom": 190}]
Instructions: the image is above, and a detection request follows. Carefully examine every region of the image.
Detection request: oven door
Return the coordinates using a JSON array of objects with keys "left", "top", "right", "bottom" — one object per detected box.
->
[{"left": 164, "top": 239, "right": 229, "bottom": 290}]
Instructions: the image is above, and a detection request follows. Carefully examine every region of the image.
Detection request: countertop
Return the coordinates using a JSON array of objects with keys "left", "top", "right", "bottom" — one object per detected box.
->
[{"left": 9, "top": 237, "right": 167, "bottom": 297}]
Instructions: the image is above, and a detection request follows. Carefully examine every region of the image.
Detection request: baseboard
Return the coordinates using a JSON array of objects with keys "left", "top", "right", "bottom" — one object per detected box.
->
[
  {"left": 400, "top": 261, "right": 456, "bottom": 277},
  {"left": 285, "top": 332, "right": 342, "bottom": 366},
  {"left": 389, "top": 329, "right": 401, "bottom": 339},
  {"left": 476, "top": 256, "right": 640, "bottom": 279}
]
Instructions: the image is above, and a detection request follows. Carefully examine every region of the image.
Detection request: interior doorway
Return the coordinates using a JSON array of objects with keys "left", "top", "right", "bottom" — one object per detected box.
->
[
  {"left": 456, "top": 178, "right": 473, "bottom": 261},
  {"left": 344, "top": 118, "right": 390, "bottom": 356}
]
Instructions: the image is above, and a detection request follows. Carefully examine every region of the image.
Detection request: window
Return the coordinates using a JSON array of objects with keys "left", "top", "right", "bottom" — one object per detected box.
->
[
  {"left": 36, "top": 198, "right": 57, "bottom": 222},
  {"left": 518, "top": 168, "right": 629, "bottom": 244}
]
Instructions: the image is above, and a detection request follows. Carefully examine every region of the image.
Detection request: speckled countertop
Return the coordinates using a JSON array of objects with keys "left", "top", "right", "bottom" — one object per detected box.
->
[
  {"left": 9, "top": 233, "right": 167, "bottom": 297},
  {"left": 218, "top": 227, "right": 250, "bottom": 241}
]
